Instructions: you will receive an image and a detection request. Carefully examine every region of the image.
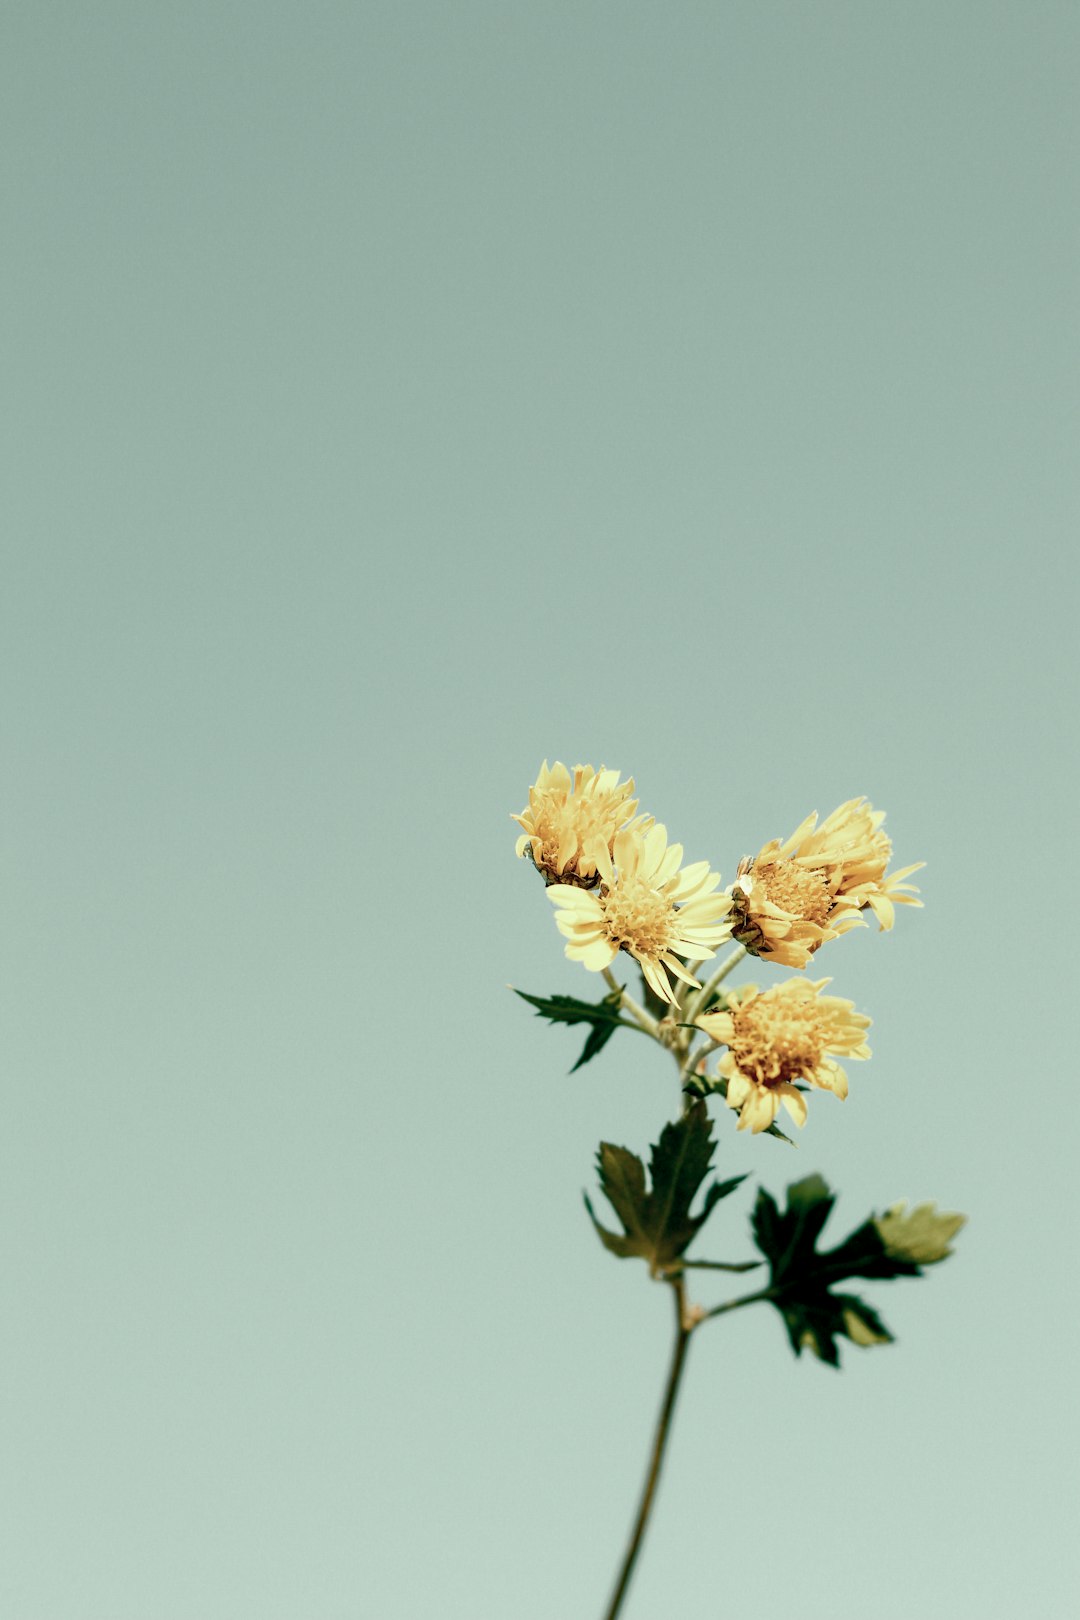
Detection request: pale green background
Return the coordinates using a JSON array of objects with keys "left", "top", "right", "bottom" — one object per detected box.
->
[{"left": 2, "top": 3, "right": 1076, "bottom": 1617}]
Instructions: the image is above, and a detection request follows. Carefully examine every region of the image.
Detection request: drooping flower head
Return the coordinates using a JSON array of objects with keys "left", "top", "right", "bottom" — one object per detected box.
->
[
  {"left": 729, "top": 798, "right": 923, "bottom": 967},
  {"left": 512, "top": 761, "right": 642, "bottom": 887},
  {"left": 547, "top": 823, "right": 733, "bottom": 1005},
  {"left": 695, "top": 977, "right": 871, "bottom": 1133}
]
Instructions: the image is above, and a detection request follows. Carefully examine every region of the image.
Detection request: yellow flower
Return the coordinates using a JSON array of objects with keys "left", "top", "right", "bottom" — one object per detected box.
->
[
  {"left": 729, "top": 798, "right": 923, "bottom": 967},
  {"left": 512, "top": 761, "right": 642, "bottom": 887},
  {"left": 547, "top": 822, "right": 733, "bottom": 1005},
  {"left": 695, "top": 977, "right": 871, "bottom": 1133}
]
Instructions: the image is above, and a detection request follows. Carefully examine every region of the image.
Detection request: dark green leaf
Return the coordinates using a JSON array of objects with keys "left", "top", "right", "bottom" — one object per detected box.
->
[
  {"left": 570, "top": 1014, "right": 622, "bottom": 1073},
  {"left": 585, "top": 1103, "right": 747, "bottom": 1275},
  {"left": 750, "top": 1174, "right": 960, "bottom": 1367},
  {"left": 512, "top": 986, "right": 641, "bottom": 1072}
]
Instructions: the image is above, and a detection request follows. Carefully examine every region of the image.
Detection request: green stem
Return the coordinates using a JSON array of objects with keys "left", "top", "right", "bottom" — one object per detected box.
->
[
  {"left": 677, "top": 1259, "right": 762, "bottom": 1274},
  {"left": 678, "top": 1038, "right": 717, "bottom": 1091},
  {"left": 602, "top": 1282, "right": 693, "bottom": 1620},
  {"left": 602, "top": 966, "right": 663, "bottom": 1041},
  {"left": 683, "top": 943, "right": 747, "bottom": 1025},
  {"left": 702, "top": 1285, "right": 776, "bottom": 1321}
]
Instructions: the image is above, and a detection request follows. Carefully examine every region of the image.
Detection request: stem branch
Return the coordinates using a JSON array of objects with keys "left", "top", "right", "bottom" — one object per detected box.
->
[
  {"left": 677, "top": 1259, "right": 763, "bottom": 1274},
  {"left": 602, "top": 966, "right": 663, "bottom": 1040},
  {"left": 678, "top": 1038, "right": 718, "bottom": 1091},
  {"left": 702, "top": 1285, "right": 776, "bottom": 1321},
  {"left": 683, "top": 943, "right": 747, "bottom": 1025}
]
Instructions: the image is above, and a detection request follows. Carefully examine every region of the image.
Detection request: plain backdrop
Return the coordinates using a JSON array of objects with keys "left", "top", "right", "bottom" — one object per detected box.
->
[{"left": 2, "top": 3, "right": 1077, "bottom": 1617}]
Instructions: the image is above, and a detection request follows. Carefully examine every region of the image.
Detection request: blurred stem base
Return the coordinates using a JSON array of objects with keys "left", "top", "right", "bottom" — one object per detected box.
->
[{"left": 602, "top": 1281, "right": 693, "bottom": 1620}]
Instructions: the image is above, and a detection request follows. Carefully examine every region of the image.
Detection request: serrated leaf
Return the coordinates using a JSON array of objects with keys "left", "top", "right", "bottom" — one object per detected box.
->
[
  {"left": 570, "top": 1012, "right": 622, "bottom": 1073},
  {"left": 512, "top": 986, "right": 641, "bottom": 1071},
  {"left": 594, "top": 1143, "right": 649, "bottom": 1241},
  {"left": 750, "top": 1174, "right": 961, "bottom": 1367},
  {"left": 585, "top": 1103, "right": 747, "bottom": 1275},
  {"left": 513, "top": 987, "right": 627, "bottom": 1028}
]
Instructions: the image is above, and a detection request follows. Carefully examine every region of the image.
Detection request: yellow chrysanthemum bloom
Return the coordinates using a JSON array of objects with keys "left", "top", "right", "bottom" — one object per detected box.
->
[
  {"left": 512, "top": 760, "right": 642, "bottom": 887},
  {"left": 547, "top": 823, "right": 733, "bottom": 1005},
  {"left": 695, "top": 977, "right": 871, "bottom": 1133},
  {"left": 729, "top": 798, "right": 923, "bottom": 967}
]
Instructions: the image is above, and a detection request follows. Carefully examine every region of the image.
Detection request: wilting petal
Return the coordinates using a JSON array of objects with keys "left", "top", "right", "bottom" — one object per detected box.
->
[{"left": 513, "top": 761, "right": 639, "bottom": 887}]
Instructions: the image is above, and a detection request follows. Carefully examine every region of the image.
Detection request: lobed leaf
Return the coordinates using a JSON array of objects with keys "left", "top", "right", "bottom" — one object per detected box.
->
[
  {"left": 750, "top": 1174, "right": 963, "bottom": 1367},
  {"left": 585, "top": 1103, "right": 746, "bottom": 1275}
]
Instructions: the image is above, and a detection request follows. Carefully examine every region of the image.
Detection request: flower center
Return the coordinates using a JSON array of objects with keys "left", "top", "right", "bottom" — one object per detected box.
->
[
  {"left": 730, "top": 993, "right": 826, "bottom": 1087},
  {"left": 753, "top": 858, "right": 833, "bottom": 925},
  {"left": 601, "top": 876, "right": 676, "bottom": 957}
]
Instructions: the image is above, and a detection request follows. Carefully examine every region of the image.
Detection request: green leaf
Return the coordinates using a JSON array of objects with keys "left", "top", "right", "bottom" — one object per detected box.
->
[
  {"left": 585, "top": 1103, "right": 747, "bottom": 1275},
  {"left": 512, "top": 986, "right": 641, "bottom": 1071},
  {"left": 569, "top": 1011, "right": 624, "bottom": 1073},
  {"left": 750, "top": 1174, "right": 963, "bottom": 1367}
]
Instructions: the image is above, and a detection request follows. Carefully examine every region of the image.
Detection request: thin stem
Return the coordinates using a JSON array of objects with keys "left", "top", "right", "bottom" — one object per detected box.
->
[
  {"left": 602, "top": 966, "right": 663, "bottom": 1040},
  {"left": 677, "top": 1259, "right": 763, "bottom": 1274},
  {"left": 602, "top": 1281, "right": 693, "bottom": 1620},
  {"left": 670, "top": 974, "right": 700, "bottom": 1056},
  {"left": 678, "top": 1038, "right": 717, "bottom": 1091},
  {"left": 702, "top": 1285, "right": 776, "bottom": 1321},
  {"left": 683, "top": 943, "right": 747, "bottom": 1025}
]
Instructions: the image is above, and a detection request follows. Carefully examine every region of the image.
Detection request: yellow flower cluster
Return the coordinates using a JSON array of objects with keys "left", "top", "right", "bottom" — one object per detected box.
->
[
  {"left": 514, "top": 763, "right": 922, "bottom": 1126},
  {"left": 513, "top": 761, "right": 732, "bottom": 1004}
]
